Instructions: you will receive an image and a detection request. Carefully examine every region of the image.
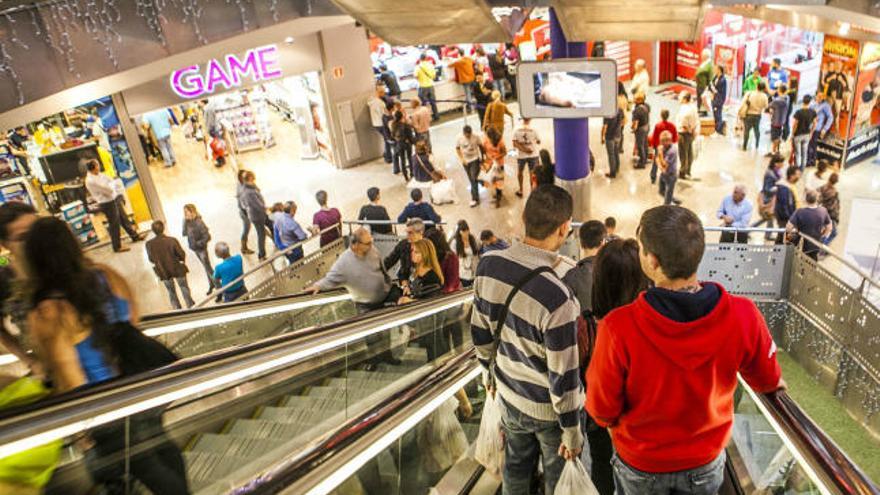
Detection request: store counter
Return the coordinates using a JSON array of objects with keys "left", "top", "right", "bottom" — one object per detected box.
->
[{"left": 400, "top": 79, "right": 466, "bottom": 115}]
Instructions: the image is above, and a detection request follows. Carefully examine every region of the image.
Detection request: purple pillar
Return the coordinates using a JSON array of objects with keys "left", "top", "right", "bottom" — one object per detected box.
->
[{"left": 550, "top": 8, "right": 589, "bottom": 181}]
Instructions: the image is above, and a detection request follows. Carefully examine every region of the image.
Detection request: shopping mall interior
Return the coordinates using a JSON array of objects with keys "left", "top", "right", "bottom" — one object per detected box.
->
[{"left": 0, "top": 1, "right": 877, "bottom": 494}]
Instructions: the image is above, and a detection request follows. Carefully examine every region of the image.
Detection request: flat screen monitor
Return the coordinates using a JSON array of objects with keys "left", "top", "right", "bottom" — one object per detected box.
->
[
  {"left": 40, "top": 144, "right": 99, "bottom": 185},
  {"left": 517, "top": 59, "right": 618, "bottom": 119}
]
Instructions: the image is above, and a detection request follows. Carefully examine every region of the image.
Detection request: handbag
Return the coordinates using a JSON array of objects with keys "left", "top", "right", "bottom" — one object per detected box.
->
[
  {"left": 415, "top": 154, "right": 443, "bottom": 182},
  {"left": 757, "top": 192, "right": 776, "bottom": 220},
  {"left": 738, "top": 92, "right": 750, "bottom": 120}
]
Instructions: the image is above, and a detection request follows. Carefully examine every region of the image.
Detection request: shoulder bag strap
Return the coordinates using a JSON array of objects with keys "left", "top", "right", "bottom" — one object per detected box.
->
[
  {"left": 488, "top": 265, "right": 555, "bottom": 389},
  {"left": 415, "top": 154, "right": 440, "bottom": 180}
]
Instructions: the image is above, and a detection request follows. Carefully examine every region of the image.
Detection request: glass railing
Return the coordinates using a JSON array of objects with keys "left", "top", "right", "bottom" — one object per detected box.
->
[{"left": 0, "top": 291, "right": 472, "bottom": 494}]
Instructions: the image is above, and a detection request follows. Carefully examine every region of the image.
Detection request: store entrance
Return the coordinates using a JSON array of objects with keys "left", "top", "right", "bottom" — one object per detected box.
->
[{"left": 134, "top": 72, "right": 332, "bottom": 266}]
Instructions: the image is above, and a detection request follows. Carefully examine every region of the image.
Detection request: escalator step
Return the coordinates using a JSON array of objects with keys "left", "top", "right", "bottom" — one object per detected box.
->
[
  {"left": 190, "top": 433, "right": 285, "bottom": 457},
  {"left": 258, "top": 406, "right": 339, "bottom": 424},
  {"left": 227, "top": 418, "right": 311, "bottom": 439},
  {"left": 325, "top": 377, "right": 398, "bottom": 389},
  {"left": 184, "top": 451, "right": 251, "bottom": 486},
  {"left": 281, "top": 395, "right": 347, "bottom": 410},
  {"left": 344, "top": 370, "right": 406, "bottom": 380}
]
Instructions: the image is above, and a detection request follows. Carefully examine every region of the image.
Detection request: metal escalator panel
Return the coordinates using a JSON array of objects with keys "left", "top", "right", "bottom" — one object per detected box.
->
[{"left": 0, "top": 291, "right": 472, "bottom": 494}]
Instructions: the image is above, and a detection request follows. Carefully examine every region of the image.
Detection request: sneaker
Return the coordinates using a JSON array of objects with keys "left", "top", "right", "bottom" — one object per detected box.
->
[
  {"left": 515, "top": 190, "right": 523, "bottom": 197},
  {"left": 241, "top": 246, "right": 255, "bottom": 255},
  {"left": 469, "top": 200, "right": 478, "bottom": 207},
  {"left": 605, "top": 173, "right": 615, "bottom": 178},
  {"left": 114, "top": 246, "right": 131, "bottom": 253}
]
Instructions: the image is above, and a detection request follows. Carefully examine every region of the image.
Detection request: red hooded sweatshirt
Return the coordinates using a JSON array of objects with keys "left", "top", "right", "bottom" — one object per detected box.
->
[{"left": 586, "top": 283, "right": 781, "bottom": 473}]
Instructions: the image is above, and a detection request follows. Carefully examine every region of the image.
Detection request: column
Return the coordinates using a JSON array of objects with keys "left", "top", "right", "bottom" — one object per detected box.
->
[{"left": 549, "top": 8, "right": 591, "bottom": 221}]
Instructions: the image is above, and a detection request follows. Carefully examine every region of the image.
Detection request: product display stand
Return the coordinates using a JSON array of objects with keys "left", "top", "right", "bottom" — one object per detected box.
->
[{"left": 60, "top": 200, "right": 98, "bottom": 247}]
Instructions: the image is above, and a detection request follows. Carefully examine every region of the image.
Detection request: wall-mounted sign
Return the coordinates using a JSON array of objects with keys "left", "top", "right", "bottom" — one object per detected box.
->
[{"left": 170, "top": 45, "right": 283, "bottom": 99}]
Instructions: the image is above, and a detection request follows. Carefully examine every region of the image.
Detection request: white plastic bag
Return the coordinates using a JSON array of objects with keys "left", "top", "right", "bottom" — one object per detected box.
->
[
  {"left": 473, "top": 394, "right": 505, "bottom": 478},
  {"left": 417, "top": 397, "right": 468, "bottom": 472},
  {"left": 555, "top": 458, "right": 599, "bottom": 495},
  {"left": 477, "top": 166, "right": 492, "bottom": 185},
  {"left": 430, "top": 179, "right": 457, "bottom": 205}
]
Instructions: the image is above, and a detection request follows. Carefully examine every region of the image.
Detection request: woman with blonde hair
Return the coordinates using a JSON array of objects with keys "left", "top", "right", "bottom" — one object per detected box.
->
[
  {"left": 399, "top": 238, "right": 444, "bottom": 303},
  {"left": 182, "top": 203, "right": 213, "bottom": 294},
  {"left": 482, "top": 89, "right": 513, "bottom": 137}
]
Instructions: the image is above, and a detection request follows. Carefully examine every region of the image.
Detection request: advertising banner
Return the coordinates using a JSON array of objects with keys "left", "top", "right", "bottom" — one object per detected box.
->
[
  {"left": 820, "top": 35, "right": 860, "bottom": 139},
  {"left": 844, "top": 41, "right": 880, "bottom": 165},
  {"left": 714, "top": 44, "right": 737, "bottom": 80},
  {"left": 676, "top": 41, "right": 701, "bottom": 85}
]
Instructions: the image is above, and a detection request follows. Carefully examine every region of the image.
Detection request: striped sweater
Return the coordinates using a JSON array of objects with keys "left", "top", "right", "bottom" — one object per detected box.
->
[{"left": 471, "top": 240, "right": 584, "bottom": 450}]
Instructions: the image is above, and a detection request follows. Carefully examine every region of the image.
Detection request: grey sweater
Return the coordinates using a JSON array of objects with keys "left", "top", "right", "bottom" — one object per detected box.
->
[{"left": 316, "top": 247, "right": 390, "bottom": 304}]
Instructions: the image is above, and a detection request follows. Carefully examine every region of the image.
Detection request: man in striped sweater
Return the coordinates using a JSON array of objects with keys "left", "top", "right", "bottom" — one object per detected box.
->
[{"left": 471, "top": 185, "right": 584, "bottom": 495}]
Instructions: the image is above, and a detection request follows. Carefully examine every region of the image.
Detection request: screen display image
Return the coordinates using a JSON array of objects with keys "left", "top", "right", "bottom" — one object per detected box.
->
[{"left": 534, "top": 71, "right": 602, "bottom": 109}]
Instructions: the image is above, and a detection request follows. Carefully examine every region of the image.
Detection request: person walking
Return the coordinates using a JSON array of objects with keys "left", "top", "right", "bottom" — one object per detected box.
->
[
  {"left": 482, "top": 126, "right": 507, "bottom": 207},
  {"left": 675, "top": 92, "right": 699, "bottom": 179},
  {"left": 84, "top": 160, "right": 140, "bottom": 253},
  {"left": 398, "top": 189, "right": 441, "bottom": 224},
  {"left": 146, "top": 221, "right": 195, "bottom": 309},
  {"left": 391, "top": 110, "right": 415, "bottom": 180},
  {"left": 587, "top": 206, "right": 783, "bottom": 495},
  {"left": 313, "top": 190, "right": 342, "bottom": 247},
  {"left": 488, "top": 50, "right": 509, "bottom": 99},
  {"left": 111, "top": 174, "right": 142, "bottom": 244},
  {"left": 786, "top": 189, "right": 833, "bottom": 259},
  {"left": 649, "top": 109, "right": 678, "bottom": 185},
  {"left": 818, "top": 172, "right": 840, "bottom": 245},
  {"left": 808, "top": 92, "right": 834, "bottom": 167},
  {"left": 791, "top": 95, "right": 816, "bottom": 169},
  {"left": 358, "top": 187, "right": 392, "bottom": 234},
  {"left": 414, "top": 53, "right": 439, "bottom": 120},
  {"left": 409, "top": 98, "right": 433, "bottom": 151},
  {"left": 182, "top": 204, "right": 213, "bottom": 294},
  {"left": 143, "top": 108, "right": 176, "bottom": 167},
  {"left": 452, "top": 220, "right": 479, "bottom": 287},
  {"left": 774, "top": 165, "right": 802, "bottom": 244},
  {"left": 471, "top": 185, "right": 583, "bottom": 495},
  {"left": 456, "top": 125, "right": 486, "bottom": 207},
  {"left": 213, "top": 242, "right": 247, "bottom": 302},
  {"left": 378, "top": 63, "right": 401, "bottom": 98},
  {"left": 710, "top": 65, "right": 728, "bottom": 136},
  {"left": 561, "top": 220, "right": 606, "bottom": 312},
  {"left": 752, "top": 154, "right": 786, "bottom": 238},
  {"left": 631, "top": 92, "right": 651, "bottom": 169},
  {"left": 512, "top": 118, "right": 541, "bottom": 197},
  {"left": 235, "top": 170, "right": 255, "bottom": 255},
  {"left": 239, "top": 170, "right": 270, "bottom": 260},
  {"left": 602, "top": 101, "right": 624, "bottom": 178},
  {"left": 768, "top": 84, "right": 790, "bottom": 156},
  {"left": 717, "top": 185, "right": 753, "bottom": 243},
  {"left": 368, "top": 84, "right": 393, "bottom": 164},
  {"left": 740, "top": 81, "right": 770, "bottom": 151},
  {"left": 483, "top": 90, "right": 513, "bottom": 138},
  {"left": 656, "top": 131, "right": 680, "bottom": 205}
]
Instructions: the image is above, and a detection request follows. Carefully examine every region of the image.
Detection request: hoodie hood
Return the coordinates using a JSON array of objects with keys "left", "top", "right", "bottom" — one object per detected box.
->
[{"left": 631, "top": 282, "right": 732, "bottom": 371}]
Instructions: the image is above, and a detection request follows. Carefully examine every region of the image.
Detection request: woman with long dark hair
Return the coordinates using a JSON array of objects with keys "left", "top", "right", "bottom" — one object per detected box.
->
[
  {"left": 24, "top": 217, "right": 190, "bottom": 494},
  {"left": 452, "top": 220, "right": 479, "bottom": 287},
  {"left": 584, "top": 238, "right": 650, "bottom": 495}
]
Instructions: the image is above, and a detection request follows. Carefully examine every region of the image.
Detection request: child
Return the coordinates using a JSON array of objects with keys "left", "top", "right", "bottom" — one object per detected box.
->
[{"left": 209, "top": 130, "right": 227, "bottom": 168}]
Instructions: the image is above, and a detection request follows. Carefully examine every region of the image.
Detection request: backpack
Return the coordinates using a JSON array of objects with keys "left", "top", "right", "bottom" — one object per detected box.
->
[{"left": 112, "top": 321, "right": 179, "bottom": 376}]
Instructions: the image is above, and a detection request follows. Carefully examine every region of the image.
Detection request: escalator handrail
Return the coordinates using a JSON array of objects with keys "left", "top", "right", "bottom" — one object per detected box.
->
[
  {"left": 760, "top": 389, "right": 880, "bottom": 495},
  {"left": 237, "top": 350, "right": 481, "bottom": 494},
  {"left": 0, "top": 290, "right": 473, "bottom": 459}
]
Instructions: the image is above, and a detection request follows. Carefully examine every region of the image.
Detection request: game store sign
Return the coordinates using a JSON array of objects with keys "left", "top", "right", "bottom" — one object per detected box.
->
[{"left": 170, "top": 45, "right": 283, "bottom": 98}]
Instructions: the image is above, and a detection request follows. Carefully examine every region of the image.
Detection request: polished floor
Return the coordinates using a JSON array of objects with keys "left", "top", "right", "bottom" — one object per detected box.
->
[{"left": 92, "top": 86, "right": 880, "bottom": 314}]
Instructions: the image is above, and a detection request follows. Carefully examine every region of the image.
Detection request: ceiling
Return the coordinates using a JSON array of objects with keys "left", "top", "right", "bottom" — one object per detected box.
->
[{"left": 550, "top": 0, "right": 707, "bottom": 41}]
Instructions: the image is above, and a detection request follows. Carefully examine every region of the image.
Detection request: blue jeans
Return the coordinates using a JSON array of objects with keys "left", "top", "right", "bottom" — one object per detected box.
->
[
  {"left": 712, "top": 102, "right": 724, "bottom": 134},
  {"left": 223, "top": 285, "right": 247, "bottom": 303},
  {"left": 374, "top": 126, "right": 393, "bottom": 163},
  {"left": 635, "top": 127, "right": 649, "bottom": 168},
  {"left": 156, "top": 136, "right": 176, "bottom": 166},
  {"left": 606, "top": 137, "right": 621, "bottom": 177},
  {"left": 500, "top": 398, "right": 566, "bottom": 495},
  {"left": 417, "top": 86, "right": 439, "bottom": 119},
  {"left": 493, "top": 79, "right": 508, "bottom": 100},
  {"left": 824, "top": 221, "right": 838, "bottom": 245},
  {"left": 612, "top": 451, "right": 726, "bottom": 495},
  {"left": 659, "top": 174, "right": 677, "bottom": 205},
  {"left": 461, "top": 83, "right": 474, "bottom": 110},
  {"left": 793, "top": 133, "right": 810, "bottom": 170}
]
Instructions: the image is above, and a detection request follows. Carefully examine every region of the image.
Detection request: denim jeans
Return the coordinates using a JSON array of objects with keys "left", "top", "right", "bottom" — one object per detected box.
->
[
  {"left": 374, "top": 126, "right": 393, "bottom": 163},
  {"left": 793, "top": 133, "right": 810, "bottom": 170},
  {"left": 156, "top": 136, "right": 175, "bottom": 166},
  {"left": 659, "top": 174, "right": 677, "bottom": 205},
  {"left": 395, "top": 142, "right": 412, "bottom": 180},
  {"left": 223, "top": 285, "right": 247, "bottom": 302},
  {"left": 742, "top": 115, "right": 761, "bottom": 150},
  {"left": 824, "top": 220, "right": 838, "bottom": 245},
  {"left": 807, "top": 130, "right": 821, "bottom": 167},
  {"left": 417, "top": 86, "right": 439, "bottom": 119},
  {"left": 461, "top": 82, "right": 474, "bottom": 110},
  {"left": 194, "top": 249, "right": 214, "bottom": 287},
  {"left": 493, "top": 79, "right": 508, "bottom": 100},
  {"left": 162, "top": 277, "right": 195, "bottom": 309},
  {"left": 464, "top": 159, "right": 481, "bottom": 202},
  {"left": 678, "top": 132, "right": 694, "bottom": 177},
  {"left": 612, "top": 451, "right": 726, "bottom": 495},
  {"left": 500, "top": 398, "right": 566, "bottom": 495},
  {"left": 635, "top": 127, "right": 649, "bottom": 168},
  {"left": 606, "top": 137, "right": 621, "bottom": 177},
  {"left": 239, "top": 208, "right": 250, "bottom": 243},
  {"left": 712, "top": 102, "right": 724, "bottom": 134}
]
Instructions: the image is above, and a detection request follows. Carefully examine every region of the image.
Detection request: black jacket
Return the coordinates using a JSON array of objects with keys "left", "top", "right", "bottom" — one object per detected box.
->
[
  {"left": 182, "top": 217, "right": 211, "bottom": 251},
  {"left": 384, "top": 239, "right": 413, "bottom": 281}
]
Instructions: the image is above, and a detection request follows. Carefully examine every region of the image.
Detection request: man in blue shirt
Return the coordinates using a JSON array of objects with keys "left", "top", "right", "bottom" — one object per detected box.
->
[
  {"left": 808, "top": 92, "right": 834, "bottom": 167},
  {"left": 397, "top": 188, "right": 441, "bottom": 224},
  {"left": 767, "top": 58, "right": 788, "bottom": 92},
  {"left": 273, "top": 201, "right": 309, "bottom": 263},
  {"left": 143, "top": 109, "right": 176, "bottom": 167},
  {"left": 212, "top": 241, "right": 247, "bottom": 302},
  {"left": 657, "top": 131, "right": 681, "bottom": 205},
  {"left": 717, "top": 185, "right": 753, "bottom": 243},
  {"left": 767, "top": 86, "right": 790, "bottom": 156}
]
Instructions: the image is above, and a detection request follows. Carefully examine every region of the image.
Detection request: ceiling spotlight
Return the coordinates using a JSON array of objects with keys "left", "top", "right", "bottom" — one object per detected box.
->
[
  {"left": 284, "top": 36, "right": 295, "bottom": 44},
  {"left": 839, "top": 22, "right": 850, "bottom": 35}
]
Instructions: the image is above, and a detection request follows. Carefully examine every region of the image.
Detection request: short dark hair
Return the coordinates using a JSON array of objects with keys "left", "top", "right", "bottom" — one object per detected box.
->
[
  {"left": 411, "top": 188, "right": 423, "bottom": 202},
  {"left": 769, "top": 153, "right": 786, "bottom": 168},
  {"left": 367, "top": 187, "right": 380, "bottom": 202},
  {"left": 151, "top": 220, "right": 165, "bottom": 235},
  {"left": 778, "top": 84, "right": 787, "bottom": 93},
  {"left": 604, "top": 216, "right": 617, "bottom": 229},
  {"left": 0, "top": 202, "right": 36, "bottom": 242},
  {"left": 316, "top": 190, "right": 328, "bottom": 206},
  {"left": 592, "top": 239, "right": 649, "bottom": 319},
  {"left": 828, "top": 172, "right": 839, "bottom": 185},
  {"left": 578, "top": 220, "right": 606, "bottom": 249},
  {"left": 660, "top": 109, "right": 670, "bottom": 120},
  {"left": 86, "top": 160, "right": 100, "bottom": 172},
  {"left": 786, "top": 165, "right": 800, "bottom": 180},
  {"left": 463, "top": 125, "right": 472, "bottom": 134},
  {"left": 480, "top": 230, "right": 494, "bottom": 241},
  {"left": 802, "top": 95, "right": 813, "bottom": 105},
  {"left": 638, "top": 206, "right": 704, "bottom": 280},
  {"left": 757, "top": 81, "right": 766, "bottom": 91},
  {"left": 523, "top": 185, "right": 572, "bottom": 240}
]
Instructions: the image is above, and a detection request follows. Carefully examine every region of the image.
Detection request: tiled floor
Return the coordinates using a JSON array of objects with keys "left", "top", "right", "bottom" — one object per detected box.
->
[{"left": 91, "top": 86, "right": 880, "bottom": 314}]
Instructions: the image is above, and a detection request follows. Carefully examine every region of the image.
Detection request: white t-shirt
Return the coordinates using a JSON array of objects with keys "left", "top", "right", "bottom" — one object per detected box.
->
[
  {"left": 512, "top": 126, "right": 540, "bottom": 159},
  {"left": 368, "top": 97, "right": 385, "bottom": 127},
  {"left": 631, "top": 70, "right": 650, "bottom": 97},
  {"left": 456, "top": 134, "right": 482, "bottom": 163}
]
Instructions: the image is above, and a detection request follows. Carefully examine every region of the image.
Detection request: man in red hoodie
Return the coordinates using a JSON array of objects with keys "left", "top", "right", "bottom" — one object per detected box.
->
[{"left": 586, "top": 205, "right": 783, "bottom": 494}]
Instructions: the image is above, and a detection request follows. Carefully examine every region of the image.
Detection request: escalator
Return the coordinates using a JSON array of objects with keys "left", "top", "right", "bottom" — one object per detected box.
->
[
  {"left": 0, "top": 289, "right": 356, "bottom": 377},
  {"left": 0, "top": 290, "right": 875, "bottom": 494}
]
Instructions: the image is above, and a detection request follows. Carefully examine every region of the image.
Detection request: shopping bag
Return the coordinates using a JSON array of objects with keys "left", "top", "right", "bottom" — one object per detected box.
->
[
  {"left": 417, "top": 397, "right": 469, "bottom": 472},
  {"left": 473, "top": 393, "right": 505, "bottom": 478},
  {"left": 430, "top": 179, "right": 457, "bottom": 205},
  {"left": 554, "top": 458, "right": 600, "bottom": 495},
  {"left": 477, "top": 166, "right": 492, "bottom": 185}
]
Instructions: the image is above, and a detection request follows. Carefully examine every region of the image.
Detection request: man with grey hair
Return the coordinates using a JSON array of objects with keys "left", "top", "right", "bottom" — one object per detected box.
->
[
  {"left": 384, "top": 218, "right": 425, "bottom": 281},
  {"left": 717, "top": 185, "right": 753, "bottom": 243},
  {"left": 307, "top": 227, "right": 391, "bottom": 313},
  {"left": 213, "top": 241, "right": 247, "bottom": 302},
  {"left": 786, "top": 189, "right": 832, "bottom": 260}
]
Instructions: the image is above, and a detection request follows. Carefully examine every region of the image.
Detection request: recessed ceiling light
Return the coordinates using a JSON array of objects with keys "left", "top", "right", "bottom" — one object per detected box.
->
[{"left": 284, "top": 36, "right": 295, "bottom": 44}]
